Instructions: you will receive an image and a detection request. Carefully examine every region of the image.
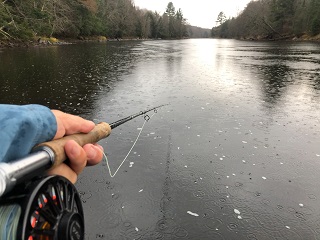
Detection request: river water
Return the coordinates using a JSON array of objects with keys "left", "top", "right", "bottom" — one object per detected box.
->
[{"left": 1, "top": 39, "right": 320, "bottom": 239}]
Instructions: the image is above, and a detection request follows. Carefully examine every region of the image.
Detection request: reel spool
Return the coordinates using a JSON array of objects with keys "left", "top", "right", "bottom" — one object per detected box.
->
[{"left": 0, "top": 175, "right": 84, "bottom": 240}]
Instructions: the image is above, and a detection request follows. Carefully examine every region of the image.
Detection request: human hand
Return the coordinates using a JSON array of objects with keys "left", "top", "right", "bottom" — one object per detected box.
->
[{"left": 47, "top": 110, "right": 104, "bottom": 183}]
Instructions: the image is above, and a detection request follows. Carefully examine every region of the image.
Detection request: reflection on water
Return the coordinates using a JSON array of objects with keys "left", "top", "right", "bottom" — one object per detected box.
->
[
  {"left": 1, "top": 39, "right": 320, "bottom": 239},
  {"left": 0, "top": 41, "right": 141, "bottom": 116}
]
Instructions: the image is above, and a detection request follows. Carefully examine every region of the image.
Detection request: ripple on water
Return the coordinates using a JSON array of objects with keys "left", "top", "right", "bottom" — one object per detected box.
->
[
  {"left": 142, "top": 231, "right": 165, "bottom": 240},
  {"left": 119, "top": 226, "right": 142, "bottom": 240},
  {"left": 193, "top": 190, "right": 207, "bottom": 199},
  {"left": 311, "top": 217, "right": 320, "bottom": 235},
  {"left": 213, "top": 184, "right": 229, "bottom": 196},
  {"left": 227, "top": 222, "right": 239, "bottom": 231},
  {"left": 246, "top": 229, "right": 275, "bottom": 240},
  {"left": 199, "top": 231, "right": 225, "bottom": 240},
  {"left": 78, "top": 191, "right": 93, "bottom": 204},
  {"left": 174, "top": 227, "right": 189, "bottom": 238},
  {"left": 308, "top": 194, "right": 317, "bottom": 200},
  {"left": 156, "top": 218, "right": 177, "bottom": 234},
  {"left": 204, "top": 199, "right": 234, "bottom": 216},
  {"left": 289, "top": 206, "right": 313, "bottom": 216},
  {"left": 204, "top": 217, "right": 223, "bottom": 231},
  {"left": 96, "top": 212, "right": 122, "bottom": 229},
  {"left": 138, "top": 186, "right": 161, "bottom": 209},
  {"left": 276, "top": 228, "right": 304, "bottom": 240},
  {"left": 171, "top": 169, "right": 200, "bottom": 190},
  {"left": 256, "top": 213, "right": 285, "bottom": 231}
]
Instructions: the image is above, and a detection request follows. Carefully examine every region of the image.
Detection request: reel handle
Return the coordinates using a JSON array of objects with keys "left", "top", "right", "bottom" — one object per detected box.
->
[{"left": 36, "top": 122, "right": 111, "bottom": 168}]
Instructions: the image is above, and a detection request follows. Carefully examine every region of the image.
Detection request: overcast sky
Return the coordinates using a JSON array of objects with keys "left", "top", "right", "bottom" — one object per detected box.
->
[{"left": 133, "top": 0, "right": 252, "bottom": 29}]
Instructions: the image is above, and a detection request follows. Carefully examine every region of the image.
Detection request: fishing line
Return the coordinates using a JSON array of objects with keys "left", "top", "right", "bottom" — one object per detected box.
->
[
  {"left": 103, "top": 112, "right": 156, "bottom": 178},
  {"left": 0, "top": 104, "right": 167, "bottom": 240},
  {"left": 0, "top": 204, "right": 21, "bottom": 240}
]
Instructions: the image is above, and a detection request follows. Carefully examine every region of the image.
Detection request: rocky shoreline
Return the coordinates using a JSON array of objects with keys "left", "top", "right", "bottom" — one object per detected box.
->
[
  {"left": 0, "top": 36, "right": 153, "bottom": 49},
  {"left": 0, "top": 38, "right": 72, "bottom": 49},
  {"left": 1, "top": 34, "right": 320, "bottom": 49},
  {"left": 240, "top": 33, "right": 320, "bottom": 42}
]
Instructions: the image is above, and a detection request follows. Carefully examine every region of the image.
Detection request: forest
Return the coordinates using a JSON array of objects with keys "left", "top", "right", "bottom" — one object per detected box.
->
[
  {"left": 0, "top": 0, "right": 191, "bottom": 41},
  {"left": 213, "top": 0, "right": 320, "bottom": 40},
  {"left": 2, "top": 0, "right": 318, "bottom": 43}
]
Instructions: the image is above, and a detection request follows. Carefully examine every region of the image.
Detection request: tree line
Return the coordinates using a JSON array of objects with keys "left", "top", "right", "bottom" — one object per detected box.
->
[
  {"left": 212, "top": 0, "right": 320, "bottom": 40},
  {"left": 0, "top": 0, "right": 188, "bottom": 40}
]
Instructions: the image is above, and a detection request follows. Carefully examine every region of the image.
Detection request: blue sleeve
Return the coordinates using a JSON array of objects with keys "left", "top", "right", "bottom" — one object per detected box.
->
[{"left": 0, "top": 104, "right": 57, "bottom": 163}]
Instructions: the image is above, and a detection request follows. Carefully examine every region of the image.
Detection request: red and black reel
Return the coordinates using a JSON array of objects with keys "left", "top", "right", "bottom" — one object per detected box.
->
[{"left": 0, "top": 175, "right": 84, "bottom": 240}]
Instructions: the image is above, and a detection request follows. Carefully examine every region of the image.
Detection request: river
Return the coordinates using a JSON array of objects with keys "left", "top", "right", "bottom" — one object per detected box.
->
[{"left": 1, "top": 39, "right": 320, "bottom": 239}]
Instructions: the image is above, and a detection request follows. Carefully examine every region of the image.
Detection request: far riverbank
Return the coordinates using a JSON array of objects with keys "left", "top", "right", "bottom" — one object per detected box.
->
[{"left": 1, "top": 33, "right": 320, "bottom": 50}]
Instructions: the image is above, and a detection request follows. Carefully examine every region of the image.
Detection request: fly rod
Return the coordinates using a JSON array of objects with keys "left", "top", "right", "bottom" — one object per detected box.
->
[{"left": 0, "top": 104, "right": 167, "bottom": 198}]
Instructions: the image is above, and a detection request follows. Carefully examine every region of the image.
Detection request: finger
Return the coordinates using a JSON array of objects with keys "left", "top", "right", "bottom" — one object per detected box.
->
[
  {"left": 83, "top": 144, "right": 104, "bottom": 166},
  {"left": 47, "top": 163, "right": 78, "bottom": 184},
  {"left": 94, "top": 144, "right": 104, "bottom": 152},
  {"left": 52, "top": 110, "right": 66, "bottom": 139},
  {"left": 51, "top": 110, "right": 95, "bottom": 139},
  {"left": 62, "top": 113, "right": 95, "bottom": 135},
  {"left": 64, "top": 140, "right": 87, "bottom": 175}
]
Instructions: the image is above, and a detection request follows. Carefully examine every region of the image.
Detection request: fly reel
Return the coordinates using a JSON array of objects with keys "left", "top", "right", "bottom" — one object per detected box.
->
[{"left": 0, "top": 175, "right": 84, "bottom": 240}]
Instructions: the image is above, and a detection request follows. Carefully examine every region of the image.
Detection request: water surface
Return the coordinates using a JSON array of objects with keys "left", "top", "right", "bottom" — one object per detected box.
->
[{"left": 1, "top": 39, "right": 320, "bottom": 239}]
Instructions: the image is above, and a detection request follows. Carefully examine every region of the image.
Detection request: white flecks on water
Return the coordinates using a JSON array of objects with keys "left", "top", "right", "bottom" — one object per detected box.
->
[
  {"left": 286, "top": 226, "right": 291, "bottom": 229},
  {"left": 185, "top": 165, "right": 188, "bottom": 168},
  {"left": 187, "top": 211, "right": 199, "bottom": 217},
  {"left": 299, "top": 203, "right": 304, "bottom": 207},
  {"left": 197, "top": 135, "right": 201, "bottom": 137},
  {"left": 242, "top": 141, "right": 247, "bottom": 144},
  {"left": 238, "top": 215, "right": 243, "bottom": 220},
  {"left": 232, "top": 173, "right": 236, "bottom": 176},
  {"left": 137, "top": 128, "right": 142, "bottom": 130},
  {"left": 317, "top": 154, "right": 320, "bottom": 157},
  {"left": 262, "top": 177, "right": 267, "bottom": 180},
  {"left": 150, "top": 132, "right": 155, "bottom": 135},
  {"left": 242, "top": 160, "right": 246, "bottom": 163},
  {"left": 220, "top": 158, "right": 224, "bottom": 161},
  {"left": 139, "top": 189, "right": 143, "bottom": 193},
  {"left": 135, "top": 227, "right": 139, "bottom": 232},
  {"left": 234, "top": 209, "right": 241, "bottom": 215},
  {"left": 227, "top": 176, "right": 230, "bottom": 178},
  {"left": 129, "top": 162, "right": 134, "bottom": 168}
]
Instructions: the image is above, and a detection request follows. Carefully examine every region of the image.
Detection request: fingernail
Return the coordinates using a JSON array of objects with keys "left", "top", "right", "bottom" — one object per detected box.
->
[{"left": 87, "top": 146, "right": 97, "bottom": 159}]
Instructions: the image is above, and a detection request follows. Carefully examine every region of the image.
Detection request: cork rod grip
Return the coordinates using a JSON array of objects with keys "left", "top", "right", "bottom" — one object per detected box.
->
[{"left": 36, "top": 122, "right": 111, "bottom": 168}]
